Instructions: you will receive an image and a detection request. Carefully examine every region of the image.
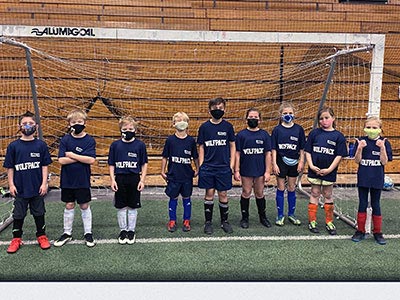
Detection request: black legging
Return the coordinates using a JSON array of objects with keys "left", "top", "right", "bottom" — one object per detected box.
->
[{"left": 357, "top": 186, "right": 382, "bottom": 216}]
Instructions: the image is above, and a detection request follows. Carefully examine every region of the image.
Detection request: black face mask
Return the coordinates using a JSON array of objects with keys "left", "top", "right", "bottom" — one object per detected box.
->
[
  {"left": 247, "top": 118, "right": 259, "bottom": 129},
  {"left": 21, "top": 124, "right": 37, "bottom": 136},
  {"left": 70, "top": 124, "right": 85, "bottom": 135},
  {"left": 210, "top": 109, "right": 224, "bottom": 120},
  {"left": 122, "top": 131, "right": 136, "bottom": 141}
]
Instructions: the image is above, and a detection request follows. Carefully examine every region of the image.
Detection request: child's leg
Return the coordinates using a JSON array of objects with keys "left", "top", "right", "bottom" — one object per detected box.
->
[
  {"left": 117, "top": 207, "right": 128, "bottom": 231},
  {"left": 240, "top": 176, "right": 253, "bottom": 222},
  {"left": 12, "top": 218, "right": 24, "bottom": 238},
  {"left": 127, "top": 208, "right": 138, "bottom": 232},
  {"left": 168, "top": 198, "right": 178, "bottom": 221},
  {"left": 80, "top": 203, "right": 92, "bottom": 235},
  {"left": 204, "top": 188, "right": 215, "bottom": 223},
  {"left": 287, "top": 176, "right": 297, "bottom": 216},
  {"left": 370, "top": 188, "right": 382, "bottom": 233},
  {"left": 34, "top": 215, "right": 46, "bottom": 237},
  {"left": 182, "top": 197, "right": 191, "bottom": 221},
  {"left": 218, "top": 190, "right": 229, "bottom": 222},
  {"left": 308, "top": 184, "right": 321, "bottom": 223},
  {"left": 322, "top": 185, "right": 334, "bottom": 224},
  {"left": 63, "top": 202, "right": 75, "bottom": 235},
  {"left": 357, "top": 186, "right": 369, "bottom": 232}
]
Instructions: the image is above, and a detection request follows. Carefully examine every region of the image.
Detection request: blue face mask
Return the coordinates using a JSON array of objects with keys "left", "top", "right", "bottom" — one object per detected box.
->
[
  {"left": 21, "top": 124, "right": 36, "bottom": 136},
  {"left": 282, "top": 114, "right": 294, "bottom": 123}
]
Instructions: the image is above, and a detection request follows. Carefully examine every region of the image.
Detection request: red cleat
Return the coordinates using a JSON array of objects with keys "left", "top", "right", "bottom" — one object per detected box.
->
[
  {"left": 7, "top": 238, "right": 23, "bottom": 254},
  {"left": 37, "top": 235, "right": 51, "bottom": 250}
]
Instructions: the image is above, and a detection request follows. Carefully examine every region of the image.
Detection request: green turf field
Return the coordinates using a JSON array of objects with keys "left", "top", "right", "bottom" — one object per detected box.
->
[{"left": 0, "top": 188, "right": 399, "bottom": 281}]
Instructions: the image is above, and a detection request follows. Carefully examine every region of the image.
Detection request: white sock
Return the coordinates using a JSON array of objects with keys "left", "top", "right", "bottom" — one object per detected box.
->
[
  {"left": 63, "top": 208, "right": 74, "bottom": 235},
  {"left": 81, "top": 206, "right": 92, "bottom": 235},
  {"left": 127, "top": 208, "right": 138, "bottom": 232},
  {"left": 117, "top": 208, "right": 128, "bottom": 231}
]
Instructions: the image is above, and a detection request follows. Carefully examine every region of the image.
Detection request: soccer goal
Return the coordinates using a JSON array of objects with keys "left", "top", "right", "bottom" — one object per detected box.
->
[{"left": 0, "top": 26, "right": 385, "bottom": 231}]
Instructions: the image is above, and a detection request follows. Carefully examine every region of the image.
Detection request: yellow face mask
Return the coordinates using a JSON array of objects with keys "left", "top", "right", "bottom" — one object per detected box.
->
[{"left": 364, "top": 128, "right": 381, "bottom": 140}]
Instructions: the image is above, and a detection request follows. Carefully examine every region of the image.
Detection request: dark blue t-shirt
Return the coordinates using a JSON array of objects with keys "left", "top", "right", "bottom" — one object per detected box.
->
[
  {"left": 305, "top": 128, "right": 348, "bottom": 182},
  {"left": 58, "top": 133, "right": 96, "bottom": 189},
  {"left": 235, "top": 129, "right": 271, "bottom": 177},
  {"left": 271, "top": 123, "right": 306, "bottom": 159},
  {"left": 108, "top": 139, "right": 148, "bottom": 175},
  {"left": 3, "top": 138, "right": 52, "bottom": 198},
  {"left": 356, "top": 136, "right": 393, "bottom": 189},
  {"left": 162, "top": 134, "right": 198, "bottom": 182},
  {"left": 197, "top": 120, "right": 235, "bottom": 168}
]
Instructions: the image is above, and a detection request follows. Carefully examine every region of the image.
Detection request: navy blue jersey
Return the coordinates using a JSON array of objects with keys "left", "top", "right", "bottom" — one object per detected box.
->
[
  {"left": 305, "top": 128, "right": 348, "bottom": 182},
  {"left": 58, "top": 134, "right": 96, "bottom": 189},
  {"left": 356, "top": 136, "right": 393, "bottom": 189},
  {"left": 108, "top": 139, "right": 148, "bottom": 175},
  {"left": 197, "top": 120, "right": 235, "bottom": 168},
  {"left": 3, "top": 138, "right": 52, "bottom": 198},
  {"left": 271, "top": 123, "right": 306, "bottom": 159},
  {"left": 236, "top": 129, "right": 271, "bottom": 177},
  {"left": 162, "top": 134, "right": 199, "bottom": 182}
]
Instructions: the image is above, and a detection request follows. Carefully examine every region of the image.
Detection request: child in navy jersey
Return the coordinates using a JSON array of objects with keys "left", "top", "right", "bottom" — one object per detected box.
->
[
  {"left": 197, "top": 97, "right": 236, "bottom": 234},
  {"left": 271, "top": 102, "right": 306, "bottom": 226},
  {"left": 54, "top": 109, "right": 97, "bottom": 247},
  {"left": 305, "top": 106, "right": 347, "bottom": 235},
  {"left": 234, "top": 108, "right": 272, "bottom": 229},
  {"left": 4, "top": 111, "right": 52, "bottom": 254},
  {"left": 161, "top": 112, "right": 199, "bottom": 233},
  {"left": 108, "top": 116, "right": 148, "bottom": 244},
  {"left": 351, "top": 116, "right": 392, "bottom": 245}
]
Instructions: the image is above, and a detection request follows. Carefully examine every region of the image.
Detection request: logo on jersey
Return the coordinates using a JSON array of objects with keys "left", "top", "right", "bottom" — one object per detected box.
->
[
  {"left": 204, "top": 139, "right": 227, "bottom": 147},
  {"left": 30, "top": 152, "right": 40, "bottom": 158},
  {"left": 217, "top": 131, "right": 227, "bottom": 136},
  {"left": 372, "top": 151, "right": 380, "bottom": 156},
  {"left": 171, "top": 156, "right": 191, "bottom": 164},
  {"left": 15, "top": 161, "right": 40, "bottom": 171},
  {"left": 75, "top": 146, "right": 83, "bottom": 152},
  {"left": 255, "top": 140, "right": 264, "bottom": 145},
  {"left": 290, "top": 136, "right": 299, "bottom": 141},
  {"left": 278, "top": 144, "right": 297, "bottom": 150},
  {"left": 313, "top": 146, "right": 334, "bottom": 155},
  {"left": 128, "top": 152, "right": 137, "bottom": 158},
  {"left": 243, "top": 148, "right": 264, "bottom": 155},
  {"left": 115, "top": 161, "right": 138, "bottom": 168},
  {"left": 327, "top": 140, "right": 336, "bottom": 146},
  {"left": 184, "top": 150, "right": 192, "bottom": 155},
  {"left": 360, "top": 159, "right": 381, "bottom": 166}
]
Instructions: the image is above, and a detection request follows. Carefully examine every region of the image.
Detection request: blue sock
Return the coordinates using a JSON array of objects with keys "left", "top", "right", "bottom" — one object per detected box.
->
[
  {"left": 183, "top": 197, "right": 191, "bottom": 220},
  {"left": 287, "top": 191, "right": 296, "bottom": 216},
  {"left": 276, "top": 189, "right": 284, "bottom": 218},
  {"left": 168, "top": 198, "right": 178, "bottom": 221}
]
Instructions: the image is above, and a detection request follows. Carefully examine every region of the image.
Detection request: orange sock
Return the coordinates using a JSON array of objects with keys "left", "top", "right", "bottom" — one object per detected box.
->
[
  {"left": 324, "top": 203, "right": 334, "bottom": 224},
  {"left": 308, "top": 203, "right": 318, "bottom": 222}
]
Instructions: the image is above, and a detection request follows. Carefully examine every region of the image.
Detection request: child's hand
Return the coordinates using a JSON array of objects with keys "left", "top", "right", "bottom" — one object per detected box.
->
[
  {"left": 376, "top": 138, "right": 387, "bottom": 149},
  {"left": 357, "top": 138, "right": 367, "bottom": 149},
  {"left": 273, "top": 164, "right": 280, "bottom": 176},
  {"left": 194, "top": 170, "right": 199, "bottom": 177},
  {"left": 9, "top": 185, "right": 17, "bottom": 197},
  {"left": 233, "top": 171, "right": 241, "bottom": 182},
  {"left": 264, "top": 172, "right": 270, "bottom": 183},
  {"left": 111, "top": 180, "right": 118, "bottom": 192},
  {"left": 39, "top": 183, "right": 48, "bottom": 196},
  {"left": 137, "top": 181, "right": 145, "bottom": 191},
  {"left": 161, "top": 172, "right": 167, "bottom": 181}
]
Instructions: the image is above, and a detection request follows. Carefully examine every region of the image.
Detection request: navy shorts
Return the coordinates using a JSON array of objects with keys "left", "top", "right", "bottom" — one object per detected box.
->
[
  {"left": 61, "top": 188, "right": 91, "bottom": 205},
  {"left": 276, "top": 155, "right": 299, "bottom": 178},
  {"left": 114, "top": 173, "right": 141, "bottom": 209},
  {"left": 198, "top": 165, "right": 232, "bottom": 191},
  {"left": 165, "top": 180, "right": 193, "bottom": 199},
  {"left": 13, "top": 196, "right": 45, "bottom": 219}
]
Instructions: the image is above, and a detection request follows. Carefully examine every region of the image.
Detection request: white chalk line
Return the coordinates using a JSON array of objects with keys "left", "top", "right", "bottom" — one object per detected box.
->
[{"left": 1, "top": 234, "right": 400, "bottom": 246}]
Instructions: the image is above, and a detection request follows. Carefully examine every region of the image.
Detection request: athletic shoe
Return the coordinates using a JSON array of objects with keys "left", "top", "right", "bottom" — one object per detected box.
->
[
  {"left": 167, "top": 220, "right": 177, "bottom": 233},
  {"left": 220, "top": 220, "right": 233, "bottom": 233},
  {"left": 84, "top": 233, "right": 96, "bottom": 247},
  {"left": 240, "top": 218, "right": 249, "bottom": 229},
  {"left": 37, "top": 235, "right": 51, "bottom": 250},
  {"left": 373, "top": 232, "right": 387, "bottom": 245},
  {"left": 54, "top": 233, "right": 72, "bottom": 247},
  {"left": 118, "top": 230, "right": 128, "bottom": 244},
  {"left": 325, "top": 222, "right": 337, "bottom": 235},
  {"left": 351, "top": 230, "right": 366, "bottom": 242},
  {"left": 259, "top": 216, "right": 272, "bottom": 228},
  {"left": 308, "top": 221, "right": 319, "bottom": 233},
  {"left": 127, "top": 231, "right": 136, "bottom": 244},
  {"left": 288, "top": 215, "right": 301, "bottom": 226},
  {"left": 7, "top": 238, "right": 23, "bottom": 254},
  {"left": 204, "top": 221, "right": 214, "bottom": 235},
  {"left": 182, "top": 220, "right": 191, "bottom": 232},
  {"left": 275, "top": 216, "right": 285, "bottom": 226}
]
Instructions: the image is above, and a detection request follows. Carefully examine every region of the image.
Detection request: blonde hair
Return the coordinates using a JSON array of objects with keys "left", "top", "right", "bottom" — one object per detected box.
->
[
  {"left": 278, "top": 101, "right": 296, "bottom": 114},
  {"left": 67, "top": 109, "right": 87, "bottom": 122},
  {"left": 172, "top": 112, "right": 189, "bottom": 123},
  {"left": 118, "top": 116, "right": 138, "bottom": 130},
  {"left": 365, "top": 116, "right": 382, "bottom": 128}
]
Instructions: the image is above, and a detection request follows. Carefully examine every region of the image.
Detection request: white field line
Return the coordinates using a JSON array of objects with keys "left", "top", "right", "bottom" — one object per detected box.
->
[{"left": 1, "top": 234, "right": 400, "bottom": 246}]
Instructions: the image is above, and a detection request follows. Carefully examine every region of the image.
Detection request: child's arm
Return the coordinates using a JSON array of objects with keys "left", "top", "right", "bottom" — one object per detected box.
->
[
  {"left": 233, "top": 151, "right": 241, "bottom": 181},
  {"left": 138, "top": 163, "right": 148, "bottom": 192},
  {"left": 198, "top": 144, "right": 204, "bottom": 166},
  {"left": 109, "top": 165, "right": 118, "bottom": 192},
  {"left": 376, "top": 138, "right": 389, "bottom": 165},
  {"left": 39, "top": 165, "right": 49, "bottom": 196},
  {"left": 297, "top": 149, "right": 305, "bottom": 173},
  {"left": 193, "top": 158, "right": 199, "bottom": 177},
  {"left": 264, "top": 150, "right": 272, "bottom": 183},
  {"left": 229, "top": 141, "right": 236, "bottom": 174},
  {"left": 305, "top": 152, "right": 320, "bottom": 173},
  {"left": 7, "top": 168, "right": 17, "bottom": 197},
  {"left": 271, "top": 149, "right": 279, "bottom": 175},
  {"left": 161, "top": 157, "right": 168, "bottom": 181},
  {"left": 65, "top": 152, "right": 96, "bottom": 165},
  {"left": 319, "top": 156, "right": 343, "bottom": 176},
  {"left": 354, "top": 139, "right": 366, "bottom": 164}
]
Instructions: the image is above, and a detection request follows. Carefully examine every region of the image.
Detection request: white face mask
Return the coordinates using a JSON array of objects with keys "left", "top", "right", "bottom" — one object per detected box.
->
[{"left": 175, "top": 121, "right": 188, "bottom": 131}]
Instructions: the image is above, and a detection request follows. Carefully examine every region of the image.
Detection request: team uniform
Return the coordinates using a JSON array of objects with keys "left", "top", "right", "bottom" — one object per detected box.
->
[
  {"left": 59, "top": 134, "right": 96, "bottom": 203},
  {"left": 353, "top": 136, "right": 392, "bottom": 243},
  {"left": 108, "top": 138, "right": 148, "bottom": 209},
  {"left": 304, "top": 128, "right": 348, "bottom": 184},
  {"left": 3, "top": 138, "right": 52, "bottom": 252},
  {"left": 271, "top": 123, "right": 306, "bottom": 223},
  {"left": 197, "top": 120, "right": 235, "bottom": 190}
]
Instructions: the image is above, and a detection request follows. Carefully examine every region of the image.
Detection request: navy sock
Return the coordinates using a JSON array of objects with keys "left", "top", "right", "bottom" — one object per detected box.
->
[
  {"left": 182, "top": 197, "right": 191, "bottom": 220},
  {"left": 276, "top": 189, "right": 285, "bottom": 218},
  {"left": 287, "top": 191, "right": 296, "bottom": 216},
  {"left": 168, "top": 198, "right": 178, "bottom": 221}
]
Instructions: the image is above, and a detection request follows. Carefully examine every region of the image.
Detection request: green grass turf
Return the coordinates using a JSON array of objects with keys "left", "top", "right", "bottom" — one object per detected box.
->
[{"left": 0, "top": 189, "right": 399, "bottom": 281}]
